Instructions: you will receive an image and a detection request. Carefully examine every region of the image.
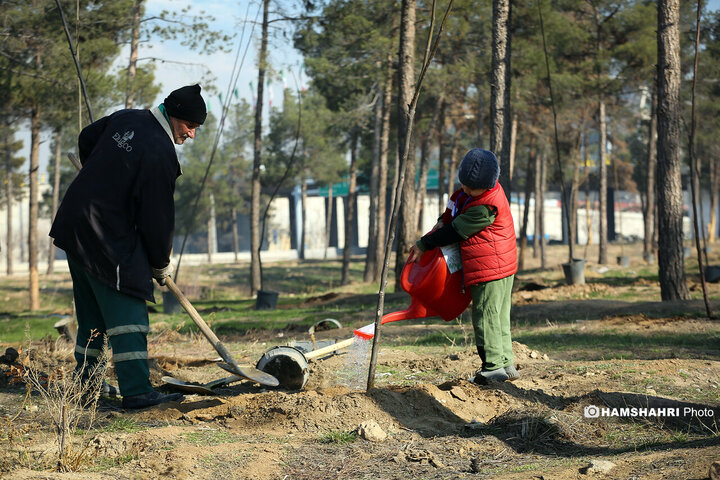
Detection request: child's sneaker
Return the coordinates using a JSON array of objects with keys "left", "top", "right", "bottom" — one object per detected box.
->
[
  {"left": 504, "top": 365, "right": 520, "bottom": 382},
  {"left": 472, "top": 368, "right": 509, "bottom": 385}
]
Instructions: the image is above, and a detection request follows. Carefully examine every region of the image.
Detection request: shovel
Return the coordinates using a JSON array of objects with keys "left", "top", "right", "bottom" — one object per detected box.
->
[
  {"left": 161, "top": 374, "right": 243, "bottom": 395},
  {"left": 165, "top": 277, "right": 279, "bottom": 387}
]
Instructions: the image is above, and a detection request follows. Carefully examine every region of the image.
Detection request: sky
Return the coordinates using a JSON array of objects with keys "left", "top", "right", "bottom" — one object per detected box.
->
[
  {"left": 140, "top": 0, "right": 304, "bottom": 114},
  {"left": 18, "top": 0, "right": 720, "bottom": 177},
  {"left": 22, "top": 0, "right": 303, "bottom": 178}
]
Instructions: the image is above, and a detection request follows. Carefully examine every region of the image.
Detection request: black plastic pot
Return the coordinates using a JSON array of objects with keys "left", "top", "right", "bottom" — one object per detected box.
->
[
  {"left": 561, "top": 258, "right": 586, "bottom": 285},
  {"left": 256, "top": 290, "right": 279, "bottom": 310},
  {"left": 616, "top": 256, "right": 629, "bottom": 267},
  {"left": 705, "top": 266, "right": 720, "bottom": 283},
  {"left": 162, "top": 291, "right": 182, "bottom": 314}
]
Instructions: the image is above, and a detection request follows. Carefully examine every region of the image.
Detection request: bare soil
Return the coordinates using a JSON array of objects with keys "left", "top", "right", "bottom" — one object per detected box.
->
[{"left": 1, "top": 244, "right": 719, "bottom": 479}]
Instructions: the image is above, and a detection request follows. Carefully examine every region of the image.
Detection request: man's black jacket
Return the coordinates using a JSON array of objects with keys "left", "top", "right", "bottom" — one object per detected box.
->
[{"left": 50, "top": 108, "right": 181, "bottom": 302}]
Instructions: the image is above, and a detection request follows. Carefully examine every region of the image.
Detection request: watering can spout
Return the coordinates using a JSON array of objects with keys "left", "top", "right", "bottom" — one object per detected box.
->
[{"left": 380, "top": 299, "right": 435, "bottom": 325}]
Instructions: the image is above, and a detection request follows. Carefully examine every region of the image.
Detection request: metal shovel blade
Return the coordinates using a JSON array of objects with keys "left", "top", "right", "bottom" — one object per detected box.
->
[
  {"left": 162, "top": 375, "right": 245, "bottom": 395},
  {"left": 162, "top": 376, "right": 217, "bottom": 395},
  {"left": 217, "top": 362, "right": 280, "bottom": 387}
]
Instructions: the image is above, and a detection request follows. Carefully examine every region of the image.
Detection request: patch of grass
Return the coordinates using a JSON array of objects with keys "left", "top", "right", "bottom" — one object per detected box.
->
[
  {"left": 99, "top": 417, "right": 146, "bottom": 433},
  {"left": 91, "top": 452, "right": 138, "bottom": 471},
  {"left": 318, "top": 431, "right": 357, "bottom": 444},
  {"left": 481, "top": 457, "right": 583, "bottom": 475},
  {"left": 182, "top": 429, "right": 239, "bottom": 446},
  {"left": 0, "top": 316, "right": 66, "bottom": 344},
  {"left": 601, "top": 420, "right": 699, "bottom": 449},
  {"left": 620, "top": 374, "right": 720, "bottom": 403},
  {"left": 508, "top": 462, "right": 545, "bottom": 472},
  {"left": 414, "top": 331, "right": 467, "bottom": 347}
]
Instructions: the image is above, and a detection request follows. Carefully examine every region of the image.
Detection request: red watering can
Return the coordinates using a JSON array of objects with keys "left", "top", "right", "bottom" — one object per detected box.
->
[{"left": 355, "top": 247, "right": 471, "bottom": 339}]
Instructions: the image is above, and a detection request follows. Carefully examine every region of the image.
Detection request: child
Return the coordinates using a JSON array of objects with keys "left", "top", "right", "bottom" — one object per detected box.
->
[{"left": 408, "top": 148, "right": 518, "bottom": 384}]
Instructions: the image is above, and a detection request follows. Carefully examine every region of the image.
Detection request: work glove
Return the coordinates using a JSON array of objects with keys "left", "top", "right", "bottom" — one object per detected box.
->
[{"left": 152, "top": 263, "right": 173, "bottom": 286}]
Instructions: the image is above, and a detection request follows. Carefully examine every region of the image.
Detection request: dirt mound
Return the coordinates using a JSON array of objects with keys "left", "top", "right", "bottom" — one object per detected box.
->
[
  {"left": 131, "top": 379, "right": 521, "bottom": 439},
  {"left": 512, "top": 341, "right": 550, "bottom": 362}
]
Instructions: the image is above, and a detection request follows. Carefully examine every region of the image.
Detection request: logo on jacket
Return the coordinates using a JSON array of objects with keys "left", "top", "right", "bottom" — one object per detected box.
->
[{"left": 112, "top": 130, "right": 134, "bottom": 152}]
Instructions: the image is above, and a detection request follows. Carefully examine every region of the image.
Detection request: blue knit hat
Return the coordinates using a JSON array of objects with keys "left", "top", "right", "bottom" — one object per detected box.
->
[{"left": 458, "top": 148, "right": 500, "bottom": 190}]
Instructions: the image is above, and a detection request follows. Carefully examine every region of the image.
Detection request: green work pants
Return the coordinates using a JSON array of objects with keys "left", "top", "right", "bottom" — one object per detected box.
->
[
  {"left": 470, "top": 274, "right": 514, "bottom": 371},
  {"left": 67, "top": 257, "right": 152, "bottom": 397}
]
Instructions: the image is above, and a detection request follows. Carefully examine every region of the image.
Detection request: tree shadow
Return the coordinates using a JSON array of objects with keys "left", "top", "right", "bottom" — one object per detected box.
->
[
  {"left": 512, "top": 330, "right": 720, "bottom": 360},
  {"left": 366, "top": 380, "right": 719, "bottom": 459},
  {"left": 512, "top": 298, "right": 720, "bottom": 326}
]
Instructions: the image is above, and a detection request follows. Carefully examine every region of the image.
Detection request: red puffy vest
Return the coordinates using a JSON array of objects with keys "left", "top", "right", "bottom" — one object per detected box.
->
[{"left": 441, "top": 183, "right": 518, "bottom": 286}]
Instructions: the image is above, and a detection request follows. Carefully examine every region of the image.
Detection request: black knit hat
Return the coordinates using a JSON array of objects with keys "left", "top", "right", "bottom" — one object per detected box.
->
[
  {"left": 164, "top": 84, "right": 207, "bottom": 125},
  {"left": 457, "top": 148, "right": 500, "bottom": 190}
]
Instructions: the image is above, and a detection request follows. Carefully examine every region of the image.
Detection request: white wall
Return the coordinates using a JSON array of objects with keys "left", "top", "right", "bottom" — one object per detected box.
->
[
  {"left": 0, "top": 186, "right": 696, "bottom": 274},
  {"left": 0, "top": 180, "right": 54, "bottom": 274}
]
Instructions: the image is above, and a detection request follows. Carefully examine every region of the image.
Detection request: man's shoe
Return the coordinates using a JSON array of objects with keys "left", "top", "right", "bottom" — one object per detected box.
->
[
  {"left": 101, "top": 381, "right": 119, "bottom": 398},
  {"left": 122, "top": 391, "right": 184, "bottom": 409},
  {"left": 80, "top": 380, "right": 118, "bottom": 404},
  {"left": 504, "top": 365, "right": 520, "bottom": 382},
  {"left": 472, "top": 368, "right": 509, "bottom": 385}
]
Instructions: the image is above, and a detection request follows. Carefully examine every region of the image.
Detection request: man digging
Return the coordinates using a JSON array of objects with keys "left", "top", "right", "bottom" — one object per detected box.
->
[{"left": 50, "top": 85, "right": 206, "bottom": 409}]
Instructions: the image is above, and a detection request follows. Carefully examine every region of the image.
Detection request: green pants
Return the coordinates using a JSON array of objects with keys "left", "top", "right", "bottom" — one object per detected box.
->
[
  {"left": 67, "top": 257, "right": 152, "bottom": 397},
  {"left": 470, "top": 274, "right": 514, "bottom": 371}
]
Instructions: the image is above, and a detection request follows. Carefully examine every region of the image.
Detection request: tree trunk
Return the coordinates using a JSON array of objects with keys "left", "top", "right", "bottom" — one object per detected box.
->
[
  {"left": 436, "top": 101, "right": 447, "bottom": 216},
  {"left": 643, "top": 87, "right": 658, "bottom": 260},
  {"left": 231, "top": 206, "right": 239, "bottom": 262},
  {"left": 446, "top": 125, "right": 460, "bottom": 203},
  {"left": 47, "top": 130, "right": 62, "bottom": 274},
  {"left": 509, "top": 111, "right": 518, "bottom": 181},
  {"left": 417, "top": 95, "right": 443, "bottom": 233},
  {"left": 396, "top": 136, "right": 417, "bottom": 283},
  {"left": 207, "top": 192, "right": 217, "bottom": 263},
  {"left": 250, "top": 0, "right": 270, "bottom": 295},
  {"left": 29, "top": 106, "right": 40, "bottom": 311},
  {"left": 582, "top": 124, "right": 592, "bottom": 247},
  {"left": 657, "top": 0, "right": 689, "bottom": 300},
  {"left": 569, "top": 156, "right": 581, "bottom": 251},
  {"left": 324, "top": 185, "right": 334, "bottom": 260},
  {"left": 598, "top": 99, "right": 608, "bottom": 264},
  {"left": 708, "top": 157, "right": 719, "bottom": 244},
  {"left": 394, "top": 0, "right": 416, "bottom": 286},
  {"left": 300, "top": 176, "right": 308, "bottom": 261},
  {"left": 491, "top": 0, "right": 512, "bottom": 201},
  {"left": 518, "top": 145, "right": 533, "bottom": 271},
  {"left": 5, "top": 135, "right": 13, "bottom": 275},
  {"left": 539, "top": 149, "right": 547, "bottom": 269},
  {"left": 416, "top": 132, "right": 431, "bottom": 232},
  {"left": 530, "top": 135, "right": 539, "bottom": 258},
  {"left": 374, "top": 56, "right": 392, "bottom": 281},
  {"left": 342, "top": 133, "right": 358, "bottom": 285},
  {"left": 365, "top": 88, "right": 382, "bottom": 282},
  {"left": 125, "top": 0, "right": 142, "bottom": 109}
]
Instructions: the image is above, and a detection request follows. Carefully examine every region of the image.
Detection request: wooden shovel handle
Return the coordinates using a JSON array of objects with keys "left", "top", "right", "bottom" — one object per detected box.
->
[
  {"left": 164, "top": 277, "right": 238, "bottom": 367},
  {"left": 304, "top": 337, "right": 355, "bottom": 361}
]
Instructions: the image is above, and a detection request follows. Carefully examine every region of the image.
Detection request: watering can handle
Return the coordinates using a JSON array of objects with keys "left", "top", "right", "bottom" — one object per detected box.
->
[{"left": 399, "top": 255, "right": 418, "bottom": 292}]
